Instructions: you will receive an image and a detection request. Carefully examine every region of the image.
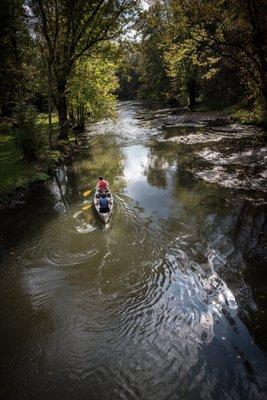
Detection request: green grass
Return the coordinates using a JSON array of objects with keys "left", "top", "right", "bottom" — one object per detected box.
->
[
  {"left": 36, "top": 112, "right": 76, "bottom": 142},
  {"left": 0, "top": 114, "right": 58, "bottom": 200},
  {"left": 0, "top": 112, "right": 79, "bottom": 203},
  {"left": 0, "top": 132, "right": 49, "bottom": 200},
  {"left": 36, "top": 113, "right": 59, "bottom": 126},
  {"left": 35, "top": 112, "right": 77, "bottom": 165},
  {"left": 36, "top": 112, "right": 59, "bottom": 146}
]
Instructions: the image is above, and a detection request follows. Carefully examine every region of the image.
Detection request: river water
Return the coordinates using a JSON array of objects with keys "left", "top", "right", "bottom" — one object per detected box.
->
[{"left": 0, "top": 101, "right": 267, "bottom": 400}]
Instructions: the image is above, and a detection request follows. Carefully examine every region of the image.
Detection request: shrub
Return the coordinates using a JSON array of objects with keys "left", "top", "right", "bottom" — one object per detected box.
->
[{"left": 13, "top": 103, "right": 43, "bottom": 161}]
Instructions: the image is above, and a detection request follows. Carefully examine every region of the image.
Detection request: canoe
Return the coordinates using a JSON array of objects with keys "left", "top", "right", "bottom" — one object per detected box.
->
[{"left": 93, "top": 191, "right": 114, "bottom": 223}]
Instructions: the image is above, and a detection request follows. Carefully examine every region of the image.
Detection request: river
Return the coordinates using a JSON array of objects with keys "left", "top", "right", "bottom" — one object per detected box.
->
[{"left": 0, "top": 101, "right": 266, "bottom": 400}]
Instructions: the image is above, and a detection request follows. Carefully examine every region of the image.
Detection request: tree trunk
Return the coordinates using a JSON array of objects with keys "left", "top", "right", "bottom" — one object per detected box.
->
[
  {"left": 262, "top": 81, "right": 267, "bottom": 124},
  {"left": 188, "top": 77, "right": 196, "bottom": 108},
  {"left": 69, "top": 110, "right": 75, "bottom": 126},
  {"left": 257, "top": 66, "right": 267, "bottom": 123},
  {"left": 48, "top": 65, "right": 53, "bottom": 148},
  {"left": 22, "top": 144, "right": 37, "bottom": 162},
  {"left": 78, "top": 104, "right": 85, "bottom": 132},
  {"left": 57, "top": 80, "right": 69, "bottom": 140},
  {"left": 77, "top": 122, "right": 85, "bottom": 132},
  {"left": 73, "top": 104, "right": 86, "bottom": 133}
]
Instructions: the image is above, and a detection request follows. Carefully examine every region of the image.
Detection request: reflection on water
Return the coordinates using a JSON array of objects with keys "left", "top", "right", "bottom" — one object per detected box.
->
[{"left": 0, "top": 102, "right": 266, "bottom": 400}]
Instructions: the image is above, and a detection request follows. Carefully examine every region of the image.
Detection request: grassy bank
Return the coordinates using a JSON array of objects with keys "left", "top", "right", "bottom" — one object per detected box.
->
[
  {"left": 0, "top": 114, "right": 78, "bottom": 206},
  {"left": 0, "top": 131, "right": 49, "bottom": 203}
]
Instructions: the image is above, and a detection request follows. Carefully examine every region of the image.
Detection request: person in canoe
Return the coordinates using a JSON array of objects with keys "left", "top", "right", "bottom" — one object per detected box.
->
[
  {"left": 99, "top": 193, "right": 112, "bottom": 213},
  {"left": 96, "top": 176, "right": 109, "bottom": 193}
]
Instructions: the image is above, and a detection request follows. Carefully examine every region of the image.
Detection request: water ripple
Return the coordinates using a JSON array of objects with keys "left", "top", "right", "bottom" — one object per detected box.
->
[{"left": 46, "top": 247, "right": 98, "bottom": 266}]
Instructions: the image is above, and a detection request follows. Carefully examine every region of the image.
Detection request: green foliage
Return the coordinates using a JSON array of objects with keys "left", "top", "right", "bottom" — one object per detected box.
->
[
  {"left": 0, "top": 0, "right": 45, "bottom": 116},
  {"left": 0, "top": 132, "right": 44, "bottom": 197},
  {"left": 116, "top": 0, "right": 266, "bottom": 115},
  {"left": 68, "top": 48, "right": 119, "bottom": 128},
  {"left": 13, "top": 103, "right": 43, "bottom": 161},
  {"left": 165, "top": 0, "right": 267, "bottom": 110},
  {"left": 0, "top": 119, "right": 13, "bottom": 135},
  {"left": 135, "top": 2, "right": 172, "bottom": 100},
  {"left": 137, "top": 38, "right": 171, "bottom": 100},
  {"left": 29, "top": 0, "right": 138, "bottom": 139},
  {"left": 227, "top": 103, "right": 266, "bottom": 126},
  {"left": 36, "top": 113, "right": 58, "bottom": 127},
  {"left": 28, "top": 171, "right": 50, "bottom": 184},
  {"left": 164, "top": 40, "right": 200, "bottom": 106},
  {"left": 116, "top": 42, "right": 140, "bottom": 100}
]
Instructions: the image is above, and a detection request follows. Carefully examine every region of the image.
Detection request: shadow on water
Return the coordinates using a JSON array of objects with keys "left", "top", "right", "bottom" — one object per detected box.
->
[{"left": 0, "top": 101, "right": 267, "bottom": 400}]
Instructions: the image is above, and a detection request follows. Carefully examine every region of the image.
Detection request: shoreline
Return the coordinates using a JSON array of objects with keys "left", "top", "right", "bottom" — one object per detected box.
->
[{"left": 0, "top": 136, "right": 82, "bottom": 210}]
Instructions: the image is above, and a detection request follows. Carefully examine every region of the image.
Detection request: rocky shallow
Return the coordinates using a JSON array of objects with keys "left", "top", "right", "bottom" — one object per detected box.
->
[{"left": 138, "top": 106, "right": 266, "bottom": 196}]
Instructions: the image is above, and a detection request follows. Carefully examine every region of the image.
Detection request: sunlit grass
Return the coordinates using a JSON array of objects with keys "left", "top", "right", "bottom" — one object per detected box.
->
[
  {"left": 0, "top": 112, "right": 79, "bottom": 201},
  {"left": 36, "top": 112, "right": 58, "bottom": 127},
  {"left": 0, "top": 132, "right": 48, "bottom": 198},
  {"left": 36, "top": 112, "right": 76, "bottom": 142}
]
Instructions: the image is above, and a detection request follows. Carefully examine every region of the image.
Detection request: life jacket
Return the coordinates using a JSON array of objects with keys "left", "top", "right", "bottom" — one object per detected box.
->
[{"left": 99, "top": 197, "right": 108, "bottom": 209}]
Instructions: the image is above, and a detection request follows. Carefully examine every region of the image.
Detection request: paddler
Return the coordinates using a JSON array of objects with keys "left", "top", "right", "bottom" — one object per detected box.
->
[
  {"left": 99, "top": 193, "right": 111, "bottom": 213},
  {"left": 96, "top": 176, "right": 109, "bottom": 193}
]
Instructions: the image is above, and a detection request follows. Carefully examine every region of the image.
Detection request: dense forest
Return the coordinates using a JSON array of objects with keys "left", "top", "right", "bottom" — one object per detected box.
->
[
  {"left": 118, "top": 0, "right": 267, "bottom": 119},
  {"left": 0, "top": 0, "right": 266, "bottom": 200}
]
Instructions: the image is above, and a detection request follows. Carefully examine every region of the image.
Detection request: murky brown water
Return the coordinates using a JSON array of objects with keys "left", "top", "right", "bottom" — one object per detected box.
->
[{"left": 0, "top": 102, "right": 267, "bottom": 400}]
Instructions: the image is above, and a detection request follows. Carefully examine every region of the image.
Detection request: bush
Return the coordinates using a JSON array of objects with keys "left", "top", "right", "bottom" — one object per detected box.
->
[
  {"left": 226, "top": 102, "right": 266, "bottom": 126},
  {"left": 14, "top": 103, "right": 43, "bottom": 161},
  {"left": 0, "top": 118, "right": 13, "bottom": 135},
  {"left": 29, "top": 172, "right": 50, "bottom": 184}
]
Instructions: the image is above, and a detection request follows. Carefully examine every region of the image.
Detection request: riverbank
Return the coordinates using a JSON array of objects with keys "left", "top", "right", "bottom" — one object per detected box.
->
[
  {"left": 0, "top": 115, "right": 81, "bottom": 209},
  {"left": 142, "top": 106, "right": 266, "bottom": 196},
  {"left": 225, "top": 104, "right": 266, "bottom": 127},
  {"left": 190, "top": 101, "right": 266, "bottom": 127}
]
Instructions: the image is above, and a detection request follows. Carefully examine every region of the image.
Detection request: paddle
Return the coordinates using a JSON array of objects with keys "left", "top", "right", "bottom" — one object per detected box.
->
[
  {"left": 82, "top": 204, "right": 92, "bottom": 211},
  {"left": 81, "top": 190, "right": 93, "bottom": 212},
  {"left": 83, "top": 190, "right": 92, "bottom": 197}
]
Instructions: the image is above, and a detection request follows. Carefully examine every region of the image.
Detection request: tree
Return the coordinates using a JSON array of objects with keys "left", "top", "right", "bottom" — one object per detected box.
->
[
  {"left": 164, "top": 39, "right": 200, "bottom": 107},
  {"left": 0, "top": 0, "right": 30, "bottom": 115},
  {"left": 29, "top": 0, "right": 138, "bottom": 140},
  {"left": 68, "top": 45, "right": 119, "bottom": 132},
  {"left": 136, "top": 0, "right": 172, "bottom": 100},
  {"left": 116, "top": 42, "right": 140, "bottom": 100},
  {"left": 13, "top": 103, "right": 42, "bottom": 162},
  {"left": 167, "top": 0, "right": 267, "bottom": 113}
]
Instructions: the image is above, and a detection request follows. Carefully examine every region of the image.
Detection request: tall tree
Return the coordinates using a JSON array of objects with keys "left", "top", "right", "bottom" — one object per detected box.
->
[
  {"left": 116, "top": 42, "right": 140, "bottom": 100},
  {"left": 167, "top": 0, "right": 267, "bottom": 112},
  {"left": 68, "top": 44, "right": 118, "bottom": 132},
  {"left": 29, "top": 0, "right": 137, "bottom": 139},
  {"left": 137, "top": 0, "right": 172, "bottom": 100},
  {"left": 0, "top": 0, "right": 29, "bottom": 115}
]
